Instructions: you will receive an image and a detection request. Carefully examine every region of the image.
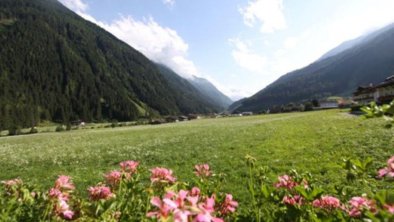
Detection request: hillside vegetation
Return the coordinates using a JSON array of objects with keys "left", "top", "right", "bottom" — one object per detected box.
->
[
  {"left": 0, "top": 0, "right": 222, "bottom": 131},
  {"left": 234, "top": 23, "right": 394, "bottom": 113}
]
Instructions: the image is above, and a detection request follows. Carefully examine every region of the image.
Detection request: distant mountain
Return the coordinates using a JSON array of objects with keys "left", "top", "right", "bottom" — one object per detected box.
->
[
  {"left": 188, "top": 76, "right": 233, "bottom": 110},
  {"left": 0, "top": 0, "right": 220, "bottom": 130},
  {"left": 227, "top": 98, "right": 246, "bottom": 113},
  {"left": 156, "top": 64, "right": 224, "bottom": 113},
  {"left": 233, "top": 23, "right": 394, "bottom": 113},
  {"left": 318, "top": 35, "right": 368, "bottom": 61},
  {"left": 156, "top": 64, "right": 232, "bottom": 111},
  {"left": 319, "top": 23, "right": 394, "bottom": 61}
]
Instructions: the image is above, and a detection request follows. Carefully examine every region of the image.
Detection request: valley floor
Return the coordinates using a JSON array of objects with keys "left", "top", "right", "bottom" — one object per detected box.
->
[{"left": 1, "top": 109, "right": 393, "bottom": 210}]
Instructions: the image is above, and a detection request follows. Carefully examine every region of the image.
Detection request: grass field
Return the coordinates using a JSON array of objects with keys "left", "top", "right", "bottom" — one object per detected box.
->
[{"left": 1, "top": 109, "right": 393, "bottom": 211}]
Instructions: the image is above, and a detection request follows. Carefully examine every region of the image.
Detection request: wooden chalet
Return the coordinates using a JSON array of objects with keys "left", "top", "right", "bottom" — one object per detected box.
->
[{"left": 353, "top": 75, "right": 394, "bottom": 105}]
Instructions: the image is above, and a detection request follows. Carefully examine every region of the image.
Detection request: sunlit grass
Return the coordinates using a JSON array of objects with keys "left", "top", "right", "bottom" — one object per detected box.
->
[{"left": 0, "top": 109, "right": 393, "bottom": 210}]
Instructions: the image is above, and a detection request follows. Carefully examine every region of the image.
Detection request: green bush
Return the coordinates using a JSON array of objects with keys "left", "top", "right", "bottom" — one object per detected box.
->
[
  {"left": 29, "top": 127, "right": 38, "bottom": 134},
  {"left": 55, "top": 125, "right": 65, "bottom": 132},
  {"left": 8, "top": 126, "right": 21, "bottom": 136}
]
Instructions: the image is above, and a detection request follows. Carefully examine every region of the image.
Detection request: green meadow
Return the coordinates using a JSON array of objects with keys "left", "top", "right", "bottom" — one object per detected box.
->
[{"left": 0, "top": 109, "right": 393, "bottom": 209}]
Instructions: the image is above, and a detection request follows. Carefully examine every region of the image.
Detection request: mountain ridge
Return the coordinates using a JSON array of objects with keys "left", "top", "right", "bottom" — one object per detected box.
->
[
  {"left": 0, "top": 0, "right": 223, "bottom": 130},
  {"left": 188, "top": 76, "right": 233, "bottom": 110},
  {"left": 233, "top": 22, "right": 394, "bottom": 113}
]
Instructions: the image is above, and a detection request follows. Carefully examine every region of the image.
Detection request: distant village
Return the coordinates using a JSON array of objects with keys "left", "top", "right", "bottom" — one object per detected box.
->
[{"left": 146, "top": 75, "right": 394, "bottom": 125}]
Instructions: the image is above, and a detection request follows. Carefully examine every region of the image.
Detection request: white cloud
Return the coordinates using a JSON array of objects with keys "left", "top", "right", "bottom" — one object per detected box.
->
[
  {"left": 163, "top": 0, "right": 175, "bottom": 7},
  {"left": 58, "top": 0, "right": 88, "bottom": 13},
  {"left": 227, "top": 89, "right": 252, "bottom": 101},
  {"left": 283, "top": 37, "right": 298, "bottom": 49},
  {"left": 229, "top": 38, "right": 266, "bottom": 73},
  {"left": 100, "top": 16, "right": 198, "bottom": 78},
  {"left": 240, "top": 0, "right": 286, "bottom": 33},
  {"left": 58, "top": 0, "right": 198, "bottom": 79}
]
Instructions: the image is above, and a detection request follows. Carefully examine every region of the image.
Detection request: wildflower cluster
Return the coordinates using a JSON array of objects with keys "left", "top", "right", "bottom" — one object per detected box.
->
[
  {"left": 346, "top": 196, "right": 376, "bottom": 217},
  {"left": 150, "top": 167, "right": 177, "bottom": 184},
  {"left": 88, "top": 185, "right": 114, "bottom": 201},
  {"left": 378, "top": 156, "right": 394, "bottom": 178},
  {"left": 148, "top": 185, "right": 238, "bottom": 222},
  {"left": 194, "top": 164, "right": 212, "bottom": 178},
  {"left": 245, "top": 155, "right": 394, "bottom": 221},
  {"left": 48, "top": 175, "right": 75, "bottom": 220},
  {"left": 312, "top": 195, "right": 341, "bottom": 211},
  {"left": 0, "top": 161, "right": 238, "bottom": 221},
  {"left": 1, "top": 178, "right": 23, "bottom": 195},
  {"left": 2, "top": 155, "right": 394, "bottom": 221}
]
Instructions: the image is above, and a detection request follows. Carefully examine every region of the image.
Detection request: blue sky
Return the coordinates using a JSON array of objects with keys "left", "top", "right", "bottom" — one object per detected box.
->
[{"left": 59, "top": 0, "right": 394, "bottom": 100}]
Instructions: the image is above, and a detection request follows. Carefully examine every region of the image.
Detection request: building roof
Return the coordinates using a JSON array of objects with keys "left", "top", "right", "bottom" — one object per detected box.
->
[
  {"left": 376, "top": 75, "right": 394, "bottom": 88},
  {"left": 353, "top": 75, "right": 394, "bottom": 95}
]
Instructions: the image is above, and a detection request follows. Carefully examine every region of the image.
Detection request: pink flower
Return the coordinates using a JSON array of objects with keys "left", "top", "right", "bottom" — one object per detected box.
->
[
  {"left": 148, "top": 189, "right": 225, "bottom": 222},
  {"left": 150, "top": 167, "right": 176, "bottom": 184},
  {"left": 312, "top": 196, "right": 341, "bottom": 210},
  {"left": 147, "top": 196, "right": 174, "bottom": 219},
  {"left": 104, "top": 170, "right": 122, "bottom": 186},
  {"left": 282, "top": 195, "right": 303, "bottom": 206},
  {"left": 347, "top": 196, "right": 376, "bottom": 217},
  {"left": 2, "top": 178, "right": 22, "bottom": 188},
  {"left": 218, "top": 194, "right": 238, "bottom": 215},
  {"left": 55, "top": 199, "right": 74, "bottom": 220},
  {"left": 54, "top": 175, "right": 75, "bottom": 190},
  {"left": 119, "top": 160, "right": 139, "bottom": 174},
  {"left": 384, "top": 204, "right": 394, "bottom": 214},
  {"left": 173, "top": 209, "right": 191, "bottom": 222},
  {"left": 191, "top": 187, "right": 201, "bottom": 196},
  {"left": 196, "top": 196, "right": 223, "bottom": 222},
  {"left": 49, "top": 188, "right": 70, "bottom": 201},
  {"left": 194, "top": 164, "right": 212, "bottom": 178},
  {"left": 88, "top": 186, "right": 114, "bottom": 201},
  {"left": 195, "top": 212, "right": 223, "bottom": 222},
  {"left": 275, "top": 175, "right": 298, "bottom": 190},
  {"left": 377, "top": 156, "right": 394, "bottom": 178},
  {"left": 62, "top": 210, "right": 75, "bottom": 220}
]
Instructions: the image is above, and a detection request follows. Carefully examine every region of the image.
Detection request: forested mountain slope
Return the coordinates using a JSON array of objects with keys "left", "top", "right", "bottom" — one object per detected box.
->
[
  {"left": 233, "top": 23, "right": 394, "bottom": 112},
  {"left": 0, "top": 0, "right": 220, "bottom": 130}
]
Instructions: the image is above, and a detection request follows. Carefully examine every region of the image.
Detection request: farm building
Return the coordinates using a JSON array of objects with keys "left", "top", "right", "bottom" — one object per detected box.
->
[
  {"left": 319, "top": 100, "right": 339, "bottom": 109},
  {"left": 353, "top": 75, "right": 394, "bottom": 105}
]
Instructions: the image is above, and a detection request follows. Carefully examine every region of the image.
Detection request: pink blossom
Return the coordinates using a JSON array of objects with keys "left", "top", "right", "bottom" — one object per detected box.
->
[
  {"left": 49, "top": 188, "right": 69, "bottom": 201},
  {"left": 384, "top": 204, "right": 394, "bottom": 214},
  {"left": 173, "top": 209, "right": 191, "bottom": 222},
  {"left": 54, "top": 175, "right": 75, "bottom": 190},
  {"left": 219, "top": 194, "right": 238, "bottom": 215},
  {"left": 172, "top": 190, "right": 188, "bottom": 208},
  {"left": 377, "top": 156, "right": 394, "bottom": 178},
  {"left": 312, "top": 196, "right": 341, "bottom": 210},
  {"left": 62, "top": 210, "right": 75, "bottom": 220},
  {"left": 55, "top": 199, "right": 74, "bottom": 220},
  {"left": 2, "top": 178, "right": 23, "bottom": 188},
  {"left": 282, "top": 195, "right": 303, "bottom": 206},
  {"left": 104, "top": 170, "right": 122, "bottom": 186},
  {"left": 147, "top": 196, "right": 174, "bottom": 219},
  {"left": 275, "top": 175, "right": 298, "bottom": 190},
  {"left": 148, "top": 190, "right": 227, "bottom": 222},
  {"left": 347, "top": 196, "right": 376, "bottom": 217},
  {"left": 191, "top": 187, "right": 201, "bottom": 196},
  {"left": 194, "top": 164, "right": 212, "bottom": 178},
  {"left": 188, "top": 187, "right": 201, "bottom": 206},
  {"left": 88, "top": 186, "right": 114, "bottom": 201},
  {"left": 49, "top": 188, "right": 62, "bottom": 198},
  {"left": 150, "top": 167, "right": 176, "bottom": 184},
  {"left": 119, "top": 160, "right": 139, "bottom": 174},
  {"left": 194, "top": 212, "right": 224, "bottom": 222},
  {"left": 196, "top": 196, "right": 223, "bottom": 222}
]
